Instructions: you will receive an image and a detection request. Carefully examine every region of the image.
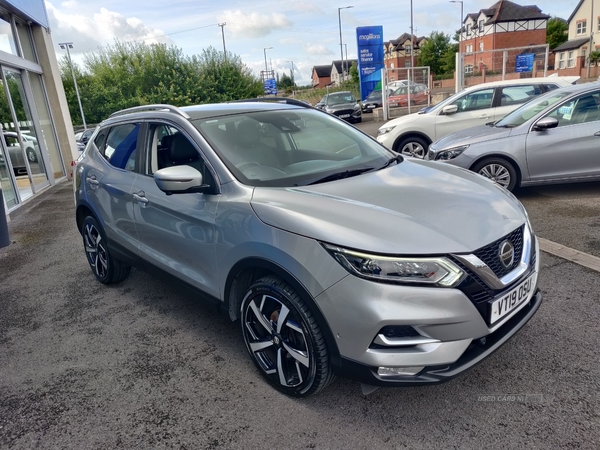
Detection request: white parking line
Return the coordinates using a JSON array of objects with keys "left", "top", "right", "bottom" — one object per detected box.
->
[{"left": 538, "top": 237, "right": 600, "bottom": 273}]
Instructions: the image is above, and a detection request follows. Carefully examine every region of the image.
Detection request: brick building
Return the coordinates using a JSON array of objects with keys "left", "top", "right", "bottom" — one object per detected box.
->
[
  {"left": 383, "top": 33, "right": 427, "bottom": 72},
  {"left": 311, "top": 65, "right": 332, "bottom": 88},
  {"left": 459, "top": 0, "right": 549, "bottom": 75}
]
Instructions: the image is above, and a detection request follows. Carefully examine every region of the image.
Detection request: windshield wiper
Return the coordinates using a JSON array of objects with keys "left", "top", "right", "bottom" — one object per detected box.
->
[
  {"left": 308, "top": 167, "right": 374, "bottom": 185},
  {"left": 378, "top": 154, "right": 403, "bottom": 170}
]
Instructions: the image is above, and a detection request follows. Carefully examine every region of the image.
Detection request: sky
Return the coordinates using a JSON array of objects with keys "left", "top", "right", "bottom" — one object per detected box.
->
[{"left": 46, "top": 0, "right": 578, "bottom": 86}]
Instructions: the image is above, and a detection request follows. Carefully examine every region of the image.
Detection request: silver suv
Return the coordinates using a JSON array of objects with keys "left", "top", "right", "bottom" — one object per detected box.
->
[{"left": 74, "top": 102, "right": 541, "bottom": 397}]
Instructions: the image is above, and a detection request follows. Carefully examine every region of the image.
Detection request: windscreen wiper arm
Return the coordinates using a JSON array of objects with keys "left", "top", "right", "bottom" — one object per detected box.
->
[{"left": 308, "top": 167, "right": 374, "bottom": 185}]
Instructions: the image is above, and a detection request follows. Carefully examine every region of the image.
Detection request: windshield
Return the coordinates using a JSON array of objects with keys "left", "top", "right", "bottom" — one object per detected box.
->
[
  {"left": 494, "top": 90, "right": 571, "bottom": 128},
  {"left": 326, "top": 92, "right": 356, "bottom": 105},
  {"left": 194, "top": 108, "right": 394, "bottom": 187},
  {"left": 366, "top": 91, "right": 383, "bottom": 100},
  {"left": 392, "top": 87, "right": 409, "bottom": 96}
]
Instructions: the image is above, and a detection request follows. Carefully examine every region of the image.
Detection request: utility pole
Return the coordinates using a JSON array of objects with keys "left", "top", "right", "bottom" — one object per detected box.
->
[
  {"left": 218, "top": 23, "right": 227, "bottom": 56},
  {"left": 338, "top": 6, "right": 353, "bottom": 82}
]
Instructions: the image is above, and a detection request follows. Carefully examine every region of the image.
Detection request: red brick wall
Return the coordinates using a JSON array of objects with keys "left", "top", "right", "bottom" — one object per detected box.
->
[{"left": 312, "top": 73, "right": 331, "bottom": 89}]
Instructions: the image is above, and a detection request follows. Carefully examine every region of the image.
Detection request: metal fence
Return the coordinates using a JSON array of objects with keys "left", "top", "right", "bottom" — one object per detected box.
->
[
  {"left": 382, "top": 66, "right": 431, "bottom": 118},
  {"left": 455, "top": 44, "right": 549, "bottom": 91}
]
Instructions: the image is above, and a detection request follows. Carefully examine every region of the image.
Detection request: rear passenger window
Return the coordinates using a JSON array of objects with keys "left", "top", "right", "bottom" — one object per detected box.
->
[
  {"left": 499, "top": 85, "right": 543, "bottom": 106},
  {"left": 453, "top": 88, "right": 494, "bottom": 112},
  {"left": 101, "top": 123, "right": 139, "bottom": 171}
]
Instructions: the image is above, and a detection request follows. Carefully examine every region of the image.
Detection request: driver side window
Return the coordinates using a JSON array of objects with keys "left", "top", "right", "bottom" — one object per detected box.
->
[{"left": 546, "top": 92, "right": 600, "bottom": 127}]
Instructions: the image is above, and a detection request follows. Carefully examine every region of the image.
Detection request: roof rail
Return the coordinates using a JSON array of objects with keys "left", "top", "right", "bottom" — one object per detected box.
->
[
  {"left": 230, "top": 97, "right": 313, "bottom": 108},
  {"left": 108, "top": 104, "right": 190, "bottom": 119}
]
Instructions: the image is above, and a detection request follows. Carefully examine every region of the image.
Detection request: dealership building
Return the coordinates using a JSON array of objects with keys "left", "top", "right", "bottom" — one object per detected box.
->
[{"left": 0, "top": 0, "right": 76, "bottom": 217}]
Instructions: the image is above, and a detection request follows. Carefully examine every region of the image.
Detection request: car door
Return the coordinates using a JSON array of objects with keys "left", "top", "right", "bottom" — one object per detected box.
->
[
  {"left": 434, "top": 88, "right": 495, "bottom": 140},
  {"left": 525, "top": 90, "right": 600, "bottom": 182},
  {"left": 84, "top": 123, "right": 141, "bottom": 260},
  {"left": 131, "top": 122, "right": 221, "bottom": 298}
]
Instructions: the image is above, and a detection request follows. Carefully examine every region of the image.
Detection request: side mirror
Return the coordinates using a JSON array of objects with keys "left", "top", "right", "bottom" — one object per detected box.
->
[
  {"left": 532, "top": 116, "right": 559, "bottom": 131},
  {"left": 154, "top": 165, "right": 210, "bottom": 195},
  {"left": 442, "top": 105, "right": 458, "bottom": 115}
]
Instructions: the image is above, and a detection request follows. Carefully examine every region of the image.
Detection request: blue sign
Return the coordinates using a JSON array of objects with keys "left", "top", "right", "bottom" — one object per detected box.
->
[
  {"left": 516, "top": 53, "right": 535, "bottom": 73},
  {"left": 263, "top": 78, "right": 277, "bottom": 95},
  {"left": 356, "top": 26, "right": 384, "bottom": 101}
]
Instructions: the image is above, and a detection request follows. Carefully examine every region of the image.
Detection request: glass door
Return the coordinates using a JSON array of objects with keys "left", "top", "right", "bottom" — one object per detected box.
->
[{"left": 1, "top": 67, "right": 49, "bottom": 201}]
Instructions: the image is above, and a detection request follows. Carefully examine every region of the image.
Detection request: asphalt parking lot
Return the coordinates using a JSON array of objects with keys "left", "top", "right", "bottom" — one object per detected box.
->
[{"left": 1, "top": 175, "right": 599, "bottom": 448}]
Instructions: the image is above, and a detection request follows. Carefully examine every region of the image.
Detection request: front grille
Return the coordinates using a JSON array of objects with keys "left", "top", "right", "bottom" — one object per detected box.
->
[
  {"left": 474, "top": 225, "right": 524, "bottom": 278},
  {"left": 334, "top": 109, "right": 354, "bottom": 116}
]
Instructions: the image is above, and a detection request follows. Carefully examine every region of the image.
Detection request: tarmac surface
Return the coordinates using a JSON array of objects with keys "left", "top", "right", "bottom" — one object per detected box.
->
[{"left": 1, "top": 179, "right": 599, "bottom": 449}]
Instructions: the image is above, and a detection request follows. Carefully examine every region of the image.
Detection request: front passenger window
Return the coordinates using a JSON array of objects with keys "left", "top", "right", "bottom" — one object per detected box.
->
[{"left": 452, "top": 88, "right": 494, "bottom": 112}]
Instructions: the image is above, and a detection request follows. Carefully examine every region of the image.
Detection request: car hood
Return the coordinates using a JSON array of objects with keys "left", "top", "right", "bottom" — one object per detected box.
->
[
  {"left": 432, "top": 124, "right": 513, "bottom": 150},
  {"left": 250, "top": 160, "right": 526, "bottom": 255},
  {"left": 381, "top": 112, "right": 421, "bottom": 127}
]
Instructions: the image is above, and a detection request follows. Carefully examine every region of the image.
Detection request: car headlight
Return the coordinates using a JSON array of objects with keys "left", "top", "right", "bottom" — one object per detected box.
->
[
  {"left": 377, "top": 125, "right": 396, "bottom": 137},
  {"left": 323, "top": 244, "right": 465, "bottom": 287},
  {"left": 434, "top": 145, "right": 469, "bottom": 161}
]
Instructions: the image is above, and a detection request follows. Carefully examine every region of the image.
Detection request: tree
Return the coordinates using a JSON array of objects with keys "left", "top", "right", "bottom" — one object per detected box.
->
[
  {"left": 546, "top": 17, "right": 568, "bottom": 50},
  {"left": 59, "top": 41, "right": 262, "bottom": 125},
  {"left": 419, "top": 31, "right": 453, "bottom": 75},
  {"left": 277, "top": 73, "right": 294, "bottom": 90}
]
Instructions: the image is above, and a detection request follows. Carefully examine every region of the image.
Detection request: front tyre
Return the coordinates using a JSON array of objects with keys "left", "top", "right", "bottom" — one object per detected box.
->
[
  {"left": 396, "top": 136, "right": 428, "bottom": 159},
  {"left": 81, "top": 216, "right": 131, "bottom": 284},
  {"left": 471, "top": 157, "right": 518, "bottom": 191},
  {"left": 241, "top": 276, "right": 334, "bottom": 397},
  {"left": 26, "top": 147, "right": 37, "bottom": 163}
]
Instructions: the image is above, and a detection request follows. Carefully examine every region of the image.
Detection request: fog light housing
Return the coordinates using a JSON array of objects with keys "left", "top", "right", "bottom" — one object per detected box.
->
[{"left": 377, "top": 366, "right": 424, "bottom": 377}]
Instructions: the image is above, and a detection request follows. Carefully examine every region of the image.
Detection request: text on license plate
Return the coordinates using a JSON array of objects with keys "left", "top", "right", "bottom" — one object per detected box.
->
[
  {"left": 339, "top": 114, "right": 350, "bottom": 118},
  {"left": 490, "top": 272, "right": 537, "bottom": 324}
]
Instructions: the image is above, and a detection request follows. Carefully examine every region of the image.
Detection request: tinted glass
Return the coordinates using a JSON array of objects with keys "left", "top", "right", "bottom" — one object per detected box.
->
[
  {"left": 545, "top": 92, "right": 600, "bottom": 127},
  {"left": 102, "top": 124, "right": 139, "bottom": 171},
  {"left": 499, "top": 85, "right": 543, "bottom": 106}
]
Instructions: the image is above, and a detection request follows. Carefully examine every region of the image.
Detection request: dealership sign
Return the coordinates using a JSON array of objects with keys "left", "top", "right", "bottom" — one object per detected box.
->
[{"left": 356, "top": 26, "right": 384, "bottom": 101}]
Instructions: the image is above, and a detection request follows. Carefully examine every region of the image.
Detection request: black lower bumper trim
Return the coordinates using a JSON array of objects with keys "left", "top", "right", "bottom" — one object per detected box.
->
[{"left": 335, "top": 289, "right": 542, "bottom": 387}]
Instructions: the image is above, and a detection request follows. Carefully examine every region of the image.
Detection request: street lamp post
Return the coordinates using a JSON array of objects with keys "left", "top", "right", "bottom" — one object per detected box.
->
[
  {"left": 263, "top": 47, "right": 273, "bottom": 74},
  {"left": 338, "top": 6, "right": 353, "bottom": 83},
  {"left": 58, "top": 42, "right": 86, "bottom": 130},
  {"left": 450, "top": 0, "right": 464, "bottom": 91},
  {"left": 218, "top": 22, "right": 227, "bottom": 56},
  {"left": 343, "top": 44, "right": 349, "bottom": 79}
]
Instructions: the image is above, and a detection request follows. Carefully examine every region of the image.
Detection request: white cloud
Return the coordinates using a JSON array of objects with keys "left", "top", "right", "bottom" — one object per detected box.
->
[
  {"left": 46, "top": 1, "right": 174, "bottom": 55},
  {"left": 60, "top": 0, "right": 79, "bottom": 7},
  {"left": 303, "top": 44, "right": 332, "bottom": 56},
  {"left": 218, "top": 10, "right": 292, "bottom": 38}
]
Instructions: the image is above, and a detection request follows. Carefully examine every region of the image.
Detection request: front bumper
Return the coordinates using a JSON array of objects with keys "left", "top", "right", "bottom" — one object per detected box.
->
[
  {"left": 316, "top": 235, "right": 541, "bottom": 386},
  {"left": 336, "top": 289, "right": 542, "bottom": 386}
]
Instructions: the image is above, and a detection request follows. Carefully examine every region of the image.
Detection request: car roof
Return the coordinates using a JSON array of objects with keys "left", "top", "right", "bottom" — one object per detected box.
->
[{"left": 462, "top": 75, "right": 580, "bottom": 92}]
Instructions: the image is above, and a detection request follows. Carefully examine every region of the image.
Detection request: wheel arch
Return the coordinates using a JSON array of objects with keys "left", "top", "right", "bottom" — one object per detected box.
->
[
  {"left": 76, "top": 201, "right": 100, "bottom": 234},
  {"left": 392, "top": 131, "right": 433, "bottom": 152},
  {"left": 469, "top": 154, "right": 523, "bottom": 188},
  {"left": 224, "top": 257, "right": 341, "bottom": 365}
]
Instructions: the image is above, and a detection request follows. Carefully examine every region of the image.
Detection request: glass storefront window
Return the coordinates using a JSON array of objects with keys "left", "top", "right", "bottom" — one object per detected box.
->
[
  {"left": 29, "top": 73, "right": 64, "bottom": 179},
  {"left": 15, "top": 21, "right": 36, "bottom": 63},
  {"left": 0, "top": 134, "right": 17, "bottom": 208},
  {"left": 0, "top": 13, "right": 17, "bottom": 56}
]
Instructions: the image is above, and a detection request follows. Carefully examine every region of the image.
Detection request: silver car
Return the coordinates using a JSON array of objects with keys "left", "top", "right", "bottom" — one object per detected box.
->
[
  {"left": 427, "top": 82, "right": 600, "bottom": 191},
  {"left": 74, "top": 102, "right": 541, "bottom": 397}
]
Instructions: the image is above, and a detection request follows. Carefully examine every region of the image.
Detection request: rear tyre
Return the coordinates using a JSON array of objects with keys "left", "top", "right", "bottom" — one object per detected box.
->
[
  {"left": 81, "top": 216, "right": 131, "bottom": 284},
  {"left": 471, "top": 157, "right": 518, "bottom": 191},
  {"left": 395, "top": 136, "right": 428, "bottom": 159},
  {"left": 241, "top": 276, "right": 335, "bottom": 397}
]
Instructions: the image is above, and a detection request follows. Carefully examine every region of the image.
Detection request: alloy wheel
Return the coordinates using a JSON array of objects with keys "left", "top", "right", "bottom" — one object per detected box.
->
[
  {"left": 401, "top": 141, "right": 426, "bottom": 158},
  {"left": 242, "top": 293, "right": 312, "bottom": 389},
  {"left": 83, "top": 222, "right": 109, "bottom": 279},
  {"left": 478, "top": 164, "right": 511, "bottom": 188}
]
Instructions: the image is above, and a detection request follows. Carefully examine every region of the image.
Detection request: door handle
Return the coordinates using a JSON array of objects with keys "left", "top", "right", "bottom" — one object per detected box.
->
[
  {"left": 133, "top": 191, "right": 149, "bottom": 204},
  {"left": 85, "top": 175, "right": 99, "bottom": 186}
]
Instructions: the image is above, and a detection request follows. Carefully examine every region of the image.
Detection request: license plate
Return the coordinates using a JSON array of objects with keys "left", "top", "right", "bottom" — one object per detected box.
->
[
  {"left": 367, "top": 105, "right": 375, "bottom": 109},
  {"left": 489, "top": 272, "right": 537, "bottom": 325},
  {"left": 339, "top": 114, "right": 350, "bottom": 118}
]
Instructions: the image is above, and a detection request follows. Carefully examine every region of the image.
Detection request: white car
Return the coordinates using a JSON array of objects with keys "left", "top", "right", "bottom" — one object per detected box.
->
[{"left": 377, "top": 75, "right": 579, "bottom": 158}]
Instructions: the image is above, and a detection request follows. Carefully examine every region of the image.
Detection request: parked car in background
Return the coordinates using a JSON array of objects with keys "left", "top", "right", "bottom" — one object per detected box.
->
[
  {"left": 388, "top": 83, "right": 429, "bottom": 108},
  {"left": 361, "top": 89, "right": 393, "bottom": 112},
  {"left": 388, "top": 79, "right": 416, "bottom": 90},
  {"left": 377, "top": 75, "right": 579, "bottom": 158},
  {"left": 74, "top": 101, "right": 541, "bottom": 397},
  {"left": 75, "top": 128, "right": 94, "bottom": 145},
  {"left": 427, "top": 82, "right": 600, "bottom": 191},
  {"left": 315, "top": 91, "right": 362, "bottom": 123},
  {"left": 1, "top": 131, "right": 38, "bottom": 176}
]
